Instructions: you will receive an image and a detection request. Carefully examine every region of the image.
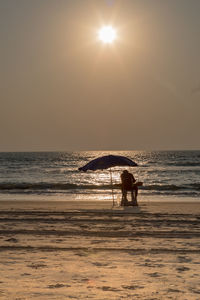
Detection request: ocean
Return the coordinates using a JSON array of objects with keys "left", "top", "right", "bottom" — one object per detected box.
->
[{"left": 0, "top": 150, "right": 200, "bottom": 202}]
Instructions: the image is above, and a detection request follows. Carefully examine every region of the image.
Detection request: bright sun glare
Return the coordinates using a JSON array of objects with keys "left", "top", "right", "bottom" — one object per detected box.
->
[{"left": 98, "top": 26, "right": 117, "bottom": 44}]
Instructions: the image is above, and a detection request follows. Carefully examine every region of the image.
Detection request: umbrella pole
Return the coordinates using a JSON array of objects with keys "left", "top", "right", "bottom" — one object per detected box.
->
[{"left": 109, "top": 169, "right": 115, "bottom": 207}]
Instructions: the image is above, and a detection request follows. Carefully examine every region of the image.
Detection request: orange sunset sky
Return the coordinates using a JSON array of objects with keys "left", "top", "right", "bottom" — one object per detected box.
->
[{"left": 1, "top": 0, "right": 200, "bottom": 151}]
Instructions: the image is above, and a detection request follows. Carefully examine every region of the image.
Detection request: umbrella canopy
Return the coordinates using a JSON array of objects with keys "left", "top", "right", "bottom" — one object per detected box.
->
[{"left": 79, "top": 154, "right": 137, "bottom": 171}]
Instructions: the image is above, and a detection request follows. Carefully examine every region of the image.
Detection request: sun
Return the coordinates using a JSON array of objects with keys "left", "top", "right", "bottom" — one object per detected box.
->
[{"left": 98, "top": 26, "right": 117, "bottom": 44}]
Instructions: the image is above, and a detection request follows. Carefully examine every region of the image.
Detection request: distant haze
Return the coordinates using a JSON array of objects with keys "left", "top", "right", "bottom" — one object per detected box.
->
[{"left": 1, "top": 0, "right": 200, "bottom": 151}]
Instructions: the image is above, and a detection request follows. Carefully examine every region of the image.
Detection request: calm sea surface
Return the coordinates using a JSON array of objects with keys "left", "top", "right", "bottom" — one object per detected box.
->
[{"left": 0, "top": 151, "right": 200, "bottom": 201}]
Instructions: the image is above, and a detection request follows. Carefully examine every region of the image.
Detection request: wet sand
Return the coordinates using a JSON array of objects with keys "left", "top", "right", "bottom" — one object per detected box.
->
[{"left": 0, "top": 200, "right": 200, "bottom": 299}]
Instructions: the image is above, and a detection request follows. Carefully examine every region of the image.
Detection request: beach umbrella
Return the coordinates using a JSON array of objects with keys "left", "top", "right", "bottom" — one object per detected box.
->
[{"left": 78, "top": 155, "right": 137, "bottom": 206}]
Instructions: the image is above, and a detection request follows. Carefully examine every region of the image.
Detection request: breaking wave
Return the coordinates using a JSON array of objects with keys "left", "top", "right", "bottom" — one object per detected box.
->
[{"left": 0, "top": 182, "right": 200, "bottom": 196}]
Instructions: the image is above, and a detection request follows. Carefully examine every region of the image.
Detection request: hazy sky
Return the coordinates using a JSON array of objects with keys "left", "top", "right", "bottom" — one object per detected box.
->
[{"left": 1, "top": 0, "right": 200, "bottom": 151}]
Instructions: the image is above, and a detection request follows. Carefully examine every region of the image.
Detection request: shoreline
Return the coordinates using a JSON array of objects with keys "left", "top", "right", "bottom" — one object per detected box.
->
[{"left": 0, "top": 197, "right": 200, "bottom": 214}]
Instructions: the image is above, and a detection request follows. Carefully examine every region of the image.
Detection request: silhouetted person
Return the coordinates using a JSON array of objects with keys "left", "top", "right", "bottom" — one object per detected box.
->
[{"left": 120, "top": 170, "right": 138, "bottom": 206}]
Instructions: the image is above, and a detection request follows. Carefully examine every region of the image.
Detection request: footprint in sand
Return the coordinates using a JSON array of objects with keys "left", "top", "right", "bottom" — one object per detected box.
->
[
  {"left": 91, "top": 239, "right": 107, "bottom": 244},
  {"left": 48, "top": 283, "right": 71, "bottom": 289},
  {"left": 154, "top": 263, "right": 165, "bottom": 267},
  {"left": 27, "top": 263, "right": 47, "bottom": 269},
  {"left": 5, "top": 237, "right": 18, "bottom": 243},
  {"left": 167, "top": 288, "right": 181, "bottom": 293},
  {"left": 177, "top": 256, "right": 192, "bottom": 263},
  {"left": 176, "top": 266, "right": 190, "bottom": 272},
  {"left": 189, "top": 287, "right": 200, "bottom": 294},
  {"left": 100, "top": 286, "right": 121, "bottom": 292},
  {"left": 92, "top": 262, "right": 109, "bottom": 267},
  {"left": 122, "top": 284, "right": 144, "bottom": 290},
  {"left": 147, "top": 272, "right": 161, "bottom": 278},
  {"left": 75, "top": 250, "right": 90, "bottom": 257}
]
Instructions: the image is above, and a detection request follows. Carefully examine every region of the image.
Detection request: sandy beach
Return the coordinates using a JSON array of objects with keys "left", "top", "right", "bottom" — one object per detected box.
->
[{"left": 0, "top": 199, "right": 199, "bottom": 299}]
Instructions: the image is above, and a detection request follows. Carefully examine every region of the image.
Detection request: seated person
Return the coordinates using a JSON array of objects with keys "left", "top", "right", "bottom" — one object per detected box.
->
[{"left": 120, "top": 170, "right": 138, "bottom": 206}]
